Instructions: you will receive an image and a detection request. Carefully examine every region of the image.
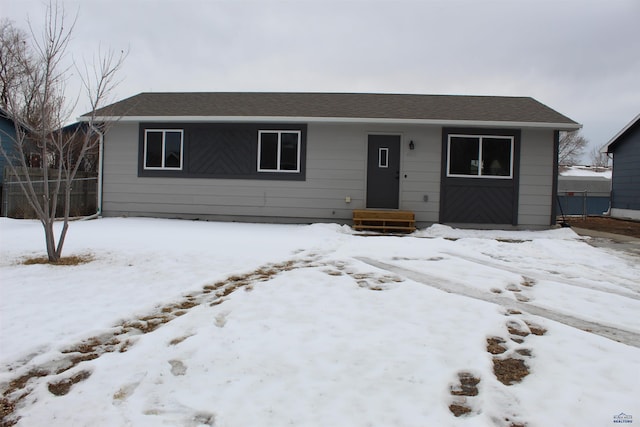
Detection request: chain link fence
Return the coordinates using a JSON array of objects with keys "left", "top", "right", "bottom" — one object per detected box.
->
[{"left": 556, "top": 190, "right": 611, "bottom": 220}]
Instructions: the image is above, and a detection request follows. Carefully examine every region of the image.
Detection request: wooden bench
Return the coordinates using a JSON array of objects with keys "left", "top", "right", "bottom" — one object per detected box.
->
[{"left": 352, "top": 209, "right": 416, "bottom": 233}]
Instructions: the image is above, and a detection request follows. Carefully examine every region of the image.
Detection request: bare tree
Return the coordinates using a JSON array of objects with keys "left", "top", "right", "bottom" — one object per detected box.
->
[
  {"left": 558, "top": 130, "right": 588, "bottom": 166},
  {"left": 0, "top": 3, "right": 125, "bottom": 262},
  {"left": 0, "top": 19, "right": 32, "bottom": 107},
  {"left": 589, "top": 146, "right": 609, "bottom": 170}
]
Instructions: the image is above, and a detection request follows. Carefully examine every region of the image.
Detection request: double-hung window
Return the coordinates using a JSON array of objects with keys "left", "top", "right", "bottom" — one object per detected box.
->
[
  {"left": 257, "top": 130, "right": 301, "bottom": 172},
  {"left": 447, "top": 134, "right": 513, "bottom": 178},
  {"left": 144, "top": 129, "right": 184, "bottom": 170}
]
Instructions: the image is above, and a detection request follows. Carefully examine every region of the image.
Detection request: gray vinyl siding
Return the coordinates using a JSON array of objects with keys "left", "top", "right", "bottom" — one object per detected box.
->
[
  {"left": 399, "top": 127, "right": 442, "bottom": 224},
  {"left": 517, "top": 129, "right": 555, "bottom": 226},
  {"left": 102, "top": 122, "right": 443, "bottom": 223},
  {"left": 102, "top": 121, "right": 555, "bottom": 227},
  {"left": 610, "top": 124, "right": 640, "bottom": 211},
  {"left": 104, "top": 122, "right": 351, "bottom": 221},
  {"left": 307, "top": 123, "right": 443, "bottom": 223}
]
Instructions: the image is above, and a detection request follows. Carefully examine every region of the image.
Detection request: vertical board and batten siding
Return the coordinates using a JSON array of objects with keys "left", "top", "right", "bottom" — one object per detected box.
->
[{"left": 517, "top": 128, "right": 555, "bottom": 226}]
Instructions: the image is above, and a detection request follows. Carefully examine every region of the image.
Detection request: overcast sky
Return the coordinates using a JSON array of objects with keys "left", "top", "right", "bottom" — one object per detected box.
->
[{"left": 2, "top": 0, "right": 639, "bottom": 161}]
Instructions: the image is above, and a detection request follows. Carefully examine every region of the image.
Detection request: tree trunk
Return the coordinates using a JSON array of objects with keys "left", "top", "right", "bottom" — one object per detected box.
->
[
  {"left": 1, "top": 4, "right": 126, "bottom": 264},
  {"left": 42, "top": 220, "right": 59, "bottom": 262}
]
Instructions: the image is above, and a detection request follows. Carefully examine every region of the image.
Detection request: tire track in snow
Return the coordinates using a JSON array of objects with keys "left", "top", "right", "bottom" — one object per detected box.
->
[
  {"left": 442, "top": 251, "right": 640, "bottom": 300},
  {"left": 356, "top": 257, "right": 640, "bottom": 348}
]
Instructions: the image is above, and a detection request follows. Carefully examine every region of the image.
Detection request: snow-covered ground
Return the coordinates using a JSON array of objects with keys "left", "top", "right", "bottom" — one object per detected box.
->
[
  {"left": 1, "top": 217, "right": 638, "bottom": 427},
  {"left": 560, "top": 165, "right": 612, "bottom": 179}
]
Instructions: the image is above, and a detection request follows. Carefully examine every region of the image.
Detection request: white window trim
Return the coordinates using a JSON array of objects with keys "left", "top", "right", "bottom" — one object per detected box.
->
[
  {"left": 143, "top": 129, "right": 184, "bottom": 170},
  {"left": 257, "top": 130, "right": 301, "bottom": 173},
  {"left": 378, "top": 147, "right": 389, "bottom": 168},
  {"left": 446, "top": 134, "right": 514, "bottom": 179}
]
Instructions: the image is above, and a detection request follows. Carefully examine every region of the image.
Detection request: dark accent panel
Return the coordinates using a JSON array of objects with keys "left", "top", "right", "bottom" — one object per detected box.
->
[
  {"left": 441, "top": 179, "right": 514, "bottom": 224},
  {"left": 138, "top": 123, "right": 307, "bottom": 181},
  {"left": 366, "top": 135, "right": 400, "bottom": 209},
  {"left": 440, "top": 127, "right": 521, "bottom": 225},
  {"left": 189, "top": 125, "right": 255, "bottom": 175}
]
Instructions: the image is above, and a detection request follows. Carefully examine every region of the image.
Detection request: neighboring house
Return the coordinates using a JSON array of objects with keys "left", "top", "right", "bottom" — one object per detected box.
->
[
  {"left": 0, "top": 107, "right": 19, "bottom": 215},
  {"left": 0, "top": 112, "right": 99, "bottom": 218},
  {"left": 83, "top": 92, "right": 580, "bottom": 228},
  {"left": 602, "top": 113, "right": 640, "bottom": 220}
]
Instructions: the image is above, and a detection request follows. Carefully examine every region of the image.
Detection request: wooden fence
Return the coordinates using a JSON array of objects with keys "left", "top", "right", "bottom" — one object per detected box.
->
[{"left": 1, "top": 168, "right": 97, "bottom": 218}]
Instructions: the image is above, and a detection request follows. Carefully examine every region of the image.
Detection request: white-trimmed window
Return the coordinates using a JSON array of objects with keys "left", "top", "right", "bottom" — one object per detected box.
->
[
  {"left": 257, "top": 130, "right": 301, "bottom": 172},
  {"left": 447, "top": 134, "right": 513, "bottom": 178},
  {"left": 144, "top": 129, "right": 184, "bottom": 170}
]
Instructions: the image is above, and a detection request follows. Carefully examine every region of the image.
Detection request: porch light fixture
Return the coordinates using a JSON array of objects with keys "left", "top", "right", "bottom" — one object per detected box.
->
[{"left": 409, "top": 140, "right": 415, "bottom": 150}]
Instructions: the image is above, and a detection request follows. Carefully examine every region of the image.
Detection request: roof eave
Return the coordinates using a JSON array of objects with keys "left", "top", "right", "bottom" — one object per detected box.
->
[
  {"left": 602, "top": 113, "right": 640, "bottom": 153},
  {"left": 79, "top": 115, "right": 581, "bottom": 130}
]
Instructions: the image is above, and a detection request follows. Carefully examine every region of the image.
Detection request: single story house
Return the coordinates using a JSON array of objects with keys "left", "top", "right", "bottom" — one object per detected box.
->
[
  {"left": 83, "top": 92, "right": 580, "bottom": 228},
  {"left": 602, "top": 113, "right": 640, "bottom": 220}
]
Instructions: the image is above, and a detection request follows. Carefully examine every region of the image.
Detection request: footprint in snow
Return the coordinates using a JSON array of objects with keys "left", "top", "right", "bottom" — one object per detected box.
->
[
  {"left": 215, "top": 312, "right": 228, "bottom": 328},
  {"left": 169, "top": 359, "right": 187, "bottom": 376}
]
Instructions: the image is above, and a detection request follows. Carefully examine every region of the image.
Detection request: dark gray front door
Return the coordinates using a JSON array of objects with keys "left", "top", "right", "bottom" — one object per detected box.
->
[{"left": 367, "top": 135, "right": 400, "bottom": 209}]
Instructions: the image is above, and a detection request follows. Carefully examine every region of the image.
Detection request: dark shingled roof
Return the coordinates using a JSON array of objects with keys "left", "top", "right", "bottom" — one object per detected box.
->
[{"left": 89, "top": 92, "right": 579, "bottom": 127}]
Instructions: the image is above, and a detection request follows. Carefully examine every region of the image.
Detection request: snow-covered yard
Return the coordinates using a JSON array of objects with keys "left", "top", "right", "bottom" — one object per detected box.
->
[{"left": 1, "top": 217, "right": 639, "bottom": 427}]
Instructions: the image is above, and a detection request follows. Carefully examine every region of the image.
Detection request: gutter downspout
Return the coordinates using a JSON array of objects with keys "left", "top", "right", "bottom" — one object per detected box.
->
[
  {"left": 551, "top": 130, "right": 560, "bottom": 226},
  {"left": 83, "top": 123, "right": 104, "bottom": 220}
]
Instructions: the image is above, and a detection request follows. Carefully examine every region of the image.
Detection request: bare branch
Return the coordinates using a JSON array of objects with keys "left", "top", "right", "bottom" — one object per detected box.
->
[
  {"left": 559, "top": 130, "right": 588, "bottom": 166},
  {"left": 589, "top": 146, "right": 609, "bottom": 169},
  {"left": 0, "top": 1, "right": 125, "bottom": 262}
]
